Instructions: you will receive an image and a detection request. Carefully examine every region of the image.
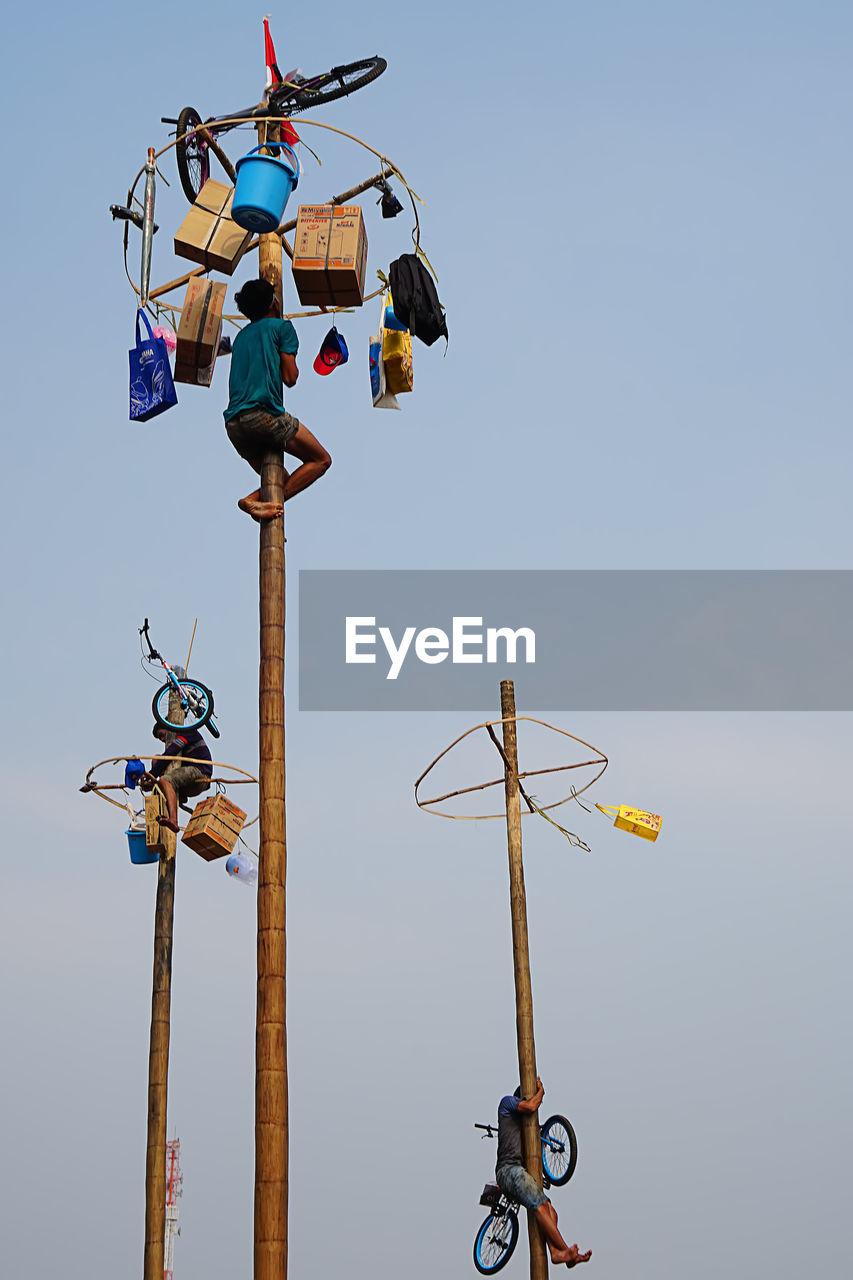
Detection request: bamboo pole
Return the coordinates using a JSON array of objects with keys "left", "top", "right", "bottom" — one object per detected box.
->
[
  {"left": 254, "top": 120, "right": 289, "bottom": 1280},
  {"left": 500, "top": 680, "right": 549, "bottom": 1280},
  {"left": 142, "top": 686, "right": 182, "bottom": 1280}
]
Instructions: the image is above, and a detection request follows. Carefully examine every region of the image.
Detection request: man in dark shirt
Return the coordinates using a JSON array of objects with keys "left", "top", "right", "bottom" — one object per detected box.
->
[
  {"left": 141, "top": 724, "right": 213, "bottom": 834},
  {"left": 496, "top": 1077, "right": 591, "bottom": 1268}
]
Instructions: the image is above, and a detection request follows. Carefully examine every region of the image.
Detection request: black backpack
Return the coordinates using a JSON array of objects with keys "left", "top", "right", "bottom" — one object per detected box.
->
[{"left": 388, "top": 254, "right": 448, "bottom": 347}]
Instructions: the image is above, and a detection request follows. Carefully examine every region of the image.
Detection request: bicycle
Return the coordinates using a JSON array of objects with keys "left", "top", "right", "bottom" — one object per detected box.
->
[
  {"left": 140, "top": 618, "right": 220, "bottom": 739},
  {"left": 162, "top": 56, "right": 387, "bottom": 204},
  {"left": 473, "top": 1115, "right": 578, "bottom": 1275}
]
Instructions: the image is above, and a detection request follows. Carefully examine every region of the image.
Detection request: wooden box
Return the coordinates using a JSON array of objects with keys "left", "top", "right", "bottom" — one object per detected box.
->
[
  {"left": 181, "top": 794, "right": 247, "bottom": 862},
  {"left": 173, "top": 179, "right": 252, "bottom": 274}
]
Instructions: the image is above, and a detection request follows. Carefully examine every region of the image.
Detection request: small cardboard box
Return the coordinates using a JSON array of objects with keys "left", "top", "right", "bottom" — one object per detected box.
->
[
  {"left": 174, "top": 179, "right": 252, "bottom": 274},
  {"left": 291, "top": 204, "right": 368, "bottom": 307},
  {"left": 181, "top": 795, "right": 247, "bottom": 862},
  {"left": 145, "top": 793, "right": 171, "bottom": 855},
  {"left": 175, "top": 279, "right": 226, "bottom": 384}
]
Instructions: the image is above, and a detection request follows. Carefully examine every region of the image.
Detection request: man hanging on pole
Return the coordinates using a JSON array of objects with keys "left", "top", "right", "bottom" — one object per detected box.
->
[
  {"left": 495, "top": 1078, "right": 592, "bottom": 1269},
  {"left": 224, "top": 278, "right": 331, "bottom": 523}
]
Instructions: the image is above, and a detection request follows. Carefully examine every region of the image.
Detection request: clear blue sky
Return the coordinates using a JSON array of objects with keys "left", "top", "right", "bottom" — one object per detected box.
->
[{"left": 1, "top": 3, "right": 852, "bottom": 1278}]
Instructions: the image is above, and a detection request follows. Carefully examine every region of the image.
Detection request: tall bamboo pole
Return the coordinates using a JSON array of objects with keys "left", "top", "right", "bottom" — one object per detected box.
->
[
  {"left": 500, "top": 679, "right": 549, "bottom": 1280},
  {"left": 254, "top": 118, "right": 289, "bottom": 1280},
  {"left": 143, "top": 685, "right": 182, "bottom": 1280}
]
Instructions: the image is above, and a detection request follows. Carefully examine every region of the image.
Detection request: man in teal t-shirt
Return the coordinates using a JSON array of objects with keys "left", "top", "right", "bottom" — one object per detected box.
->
[{"left": 224, "top": 278, "right": 331, "bottom": 521}]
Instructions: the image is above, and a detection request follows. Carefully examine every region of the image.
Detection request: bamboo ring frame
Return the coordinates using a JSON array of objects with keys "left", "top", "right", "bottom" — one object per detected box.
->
[
  {"left": 81, "top": 755, "right": 260, "bottom": 829},
  {"left": 122, "top": 114, "right": 426, "bottom": 324},
  {"left": 414, "top": 717, "right": 608, "bottom": 821}
]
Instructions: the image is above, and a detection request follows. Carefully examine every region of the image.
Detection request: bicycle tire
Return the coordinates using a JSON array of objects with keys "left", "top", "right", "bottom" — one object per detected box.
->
[
  {"left": 284, "top": 56, "right": 387, "bottom": 113},
  {"left": 540, "top": 1115, "right": 578, "bottom": 1188},
  {"left": 152, "top": 679, "right": 215, "bottom": 733},
  {"left": 175, "top": 106, "right": 210, "bottom": 202},
  {"left": 474, "top": 1209, "right": 519, "bottom": 1275}
]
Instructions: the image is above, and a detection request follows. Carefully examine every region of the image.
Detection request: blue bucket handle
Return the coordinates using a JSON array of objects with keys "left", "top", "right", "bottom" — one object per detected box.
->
[{"left": 241, "top": 142, "right": 300, "bottom": 181}]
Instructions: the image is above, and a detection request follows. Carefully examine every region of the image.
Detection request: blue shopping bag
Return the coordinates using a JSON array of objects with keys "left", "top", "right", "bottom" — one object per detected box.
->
[{"left": 129, "top": 309, "right": 178, "bottom": 421}]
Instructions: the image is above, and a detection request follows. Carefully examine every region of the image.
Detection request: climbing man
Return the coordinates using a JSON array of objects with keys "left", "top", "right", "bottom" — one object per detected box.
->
[
  {"left": 141, "top": 723, "right": 213, "bottom": 834},
  {"left": 224, "top": 277, "right": 331, "bottom": 523},
  {"left": 496, "top": 1078, "right": 592, "bottom": 1269}
]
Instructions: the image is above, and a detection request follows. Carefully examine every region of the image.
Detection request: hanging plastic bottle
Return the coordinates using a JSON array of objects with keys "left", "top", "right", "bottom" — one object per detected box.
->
[{"left": 226, "top": 852, "right": 258, "bottom": 885}]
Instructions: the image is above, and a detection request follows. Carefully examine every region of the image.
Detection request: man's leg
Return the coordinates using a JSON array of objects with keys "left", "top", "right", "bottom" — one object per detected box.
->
[
  {"left": 533, "top": 1203, "right": 592, "bottom": 1268},
  {"left": 282, "top": 423, "right": 331, "bottom": 502},
  {"left": 157, "top": 778, "right": 180, "bottom": 834},
  {"left": 237, "top": 455, "right": 285, "bottom": 523}
]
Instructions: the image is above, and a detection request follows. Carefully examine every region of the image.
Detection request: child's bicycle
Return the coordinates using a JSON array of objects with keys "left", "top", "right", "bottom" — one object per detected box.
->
[
  {"left": 162, "top": 55, "right": 387, "bottom": 203},
  {"left": 140, "top": 618, "right": 220, "bottom": 739},
  {"left": 473, "top": 1116, "right": 578, "bottom": 1275}
]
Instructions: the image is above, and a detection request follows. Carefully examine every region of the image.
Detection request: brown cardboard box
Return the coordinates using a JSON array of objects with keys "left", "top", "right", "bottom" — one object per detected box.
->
[
  {"left": 174, "top": 180, "right": 252, "bottom": 274},
  {"left": 181, "top": 795, "right": 247, "bottom": 861},
  {"left": 291, "top": 204, "right": 368, "bottom": 307},
  {"left": 145, "top": 794, "right": 169, "bottom": 855},
  {"left": 187, "top": 795, "right": 247, "bottom": 829},
  {"left": 175, "top": 279, "right": 226, "bottom": 384}
]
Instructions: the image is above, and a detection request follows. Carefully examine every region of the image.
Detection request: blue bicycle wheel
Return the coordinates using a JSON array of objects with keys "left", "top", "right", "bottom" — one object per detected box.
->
[
  {"left": 540, "top": 1115, "right": 578, "bottom": 1187},
  {"left": 474, "top": 1208, "right": 519, "bottom": 1275},
  {"left": 152, "top": 679, "right": 214, "bottom": 733}
]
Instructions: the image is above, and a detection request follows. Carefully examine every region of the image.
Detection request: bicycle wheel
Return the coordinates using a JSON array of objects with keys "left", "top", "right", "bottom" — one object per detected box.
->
[
  {"left": 152, "top": 680, "right": 215, "bottom": 733},
  {"left": 285, "top": 56, "right": 387, "bottom": 112},
  {"left": 540, "top": 1115, "right": 578, "bottom": 1188},
  {"left": 474, "top": 1209, "right": 519, "bottom": 1275},
  {"left": 175, "top": 106, "right": 210, "bottom": 202}
]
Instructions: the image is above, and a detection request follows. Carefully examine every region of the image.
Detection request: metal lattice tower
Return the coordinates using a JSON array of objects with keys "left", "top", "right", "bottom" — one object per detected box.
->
[{"left": 164, "top": 1139, "right": 182, "bottom": 1280}]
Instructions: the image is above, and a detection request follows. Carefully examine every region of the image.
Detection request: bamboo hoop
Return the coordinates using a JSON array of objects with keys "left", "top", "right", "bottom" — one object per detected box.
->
[
  {"left": 414, "top": 717, "right": 608, "bottom": 822},
  {"left": 81, "top": 755, "right": 259, "bottom": 829},
  {"left": 122, "top": 113, "right": 426, "bottom": 324}
]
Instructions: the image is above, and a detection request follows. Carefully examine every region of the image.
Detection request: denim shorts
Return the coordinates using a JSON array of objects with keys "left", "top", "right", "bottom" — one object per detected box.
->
[
  {"left": 226, "top": 407, "right": 300, "bottom": 467},
  {"left": 496, "top": 1164, "right": 548, "bottom": 1211}
]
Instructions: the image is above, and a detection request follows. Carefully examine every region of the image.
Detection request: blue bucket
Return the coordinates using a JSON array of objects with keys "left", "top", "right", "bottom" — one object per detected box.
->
[
  {"left": 232, "top": 143, "right": 300, "bottom": 233},
  {"left": 127, "top": 828, "right": 158, "bottom": 865}
]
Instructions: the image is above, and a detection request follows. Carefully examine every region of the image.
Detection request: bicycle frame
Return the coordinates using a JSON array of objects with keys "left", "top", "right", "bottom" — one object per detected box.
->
[
  {"left": 164, "top": 72, "right": 328, "bottom": 143},
  {"left": 140, "top": 619, "right": 217, "bottom": 731}
]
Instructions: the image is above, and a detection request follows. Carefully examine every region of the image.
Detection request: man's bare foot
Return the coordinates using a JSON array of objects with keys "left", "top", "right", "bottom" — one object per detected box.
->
[
  {"left": 550, "top": 1246, "right": 592, "bottom": 1267},
  {"left": 238, "top": 497, "right": 284, "bottom": 522},
  {"left": 158, "top": 816, "right": 180, "bottom": 834}
]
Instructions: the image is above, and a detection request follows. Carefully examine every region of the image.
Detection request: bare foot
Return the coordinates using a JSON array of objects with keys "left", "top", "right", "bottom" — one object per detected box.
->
[
  {"left": 157, "top": 816, "right": 180, "bottom": 834},
  {"left": 550, "top": 1246, "right": 592, "bottom": 1267},
  {"left": 238, "top": 497, "right": 284, "bottom": 522}
]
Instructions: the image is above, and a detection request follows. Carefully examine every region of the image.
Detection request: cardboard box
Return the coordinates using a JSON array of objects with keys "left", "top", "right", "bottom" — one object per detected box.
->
[
  {"left": 145, "top": 794, "right": 170, "bottom": 855},
  {"left": 291, "top": 204, "right": 368, "bottom": 307},
  {"left": 187, "top": 795, "right": 247, "bottom": 830},
  {"left": 181, "top": 795, "right": 247, "bottom": 862},
  {"left": 174, "top": 179, "right": 252, "bottom": 274},
  {"left": 175, "top": 279, "right": 226, "bottom": 384}
]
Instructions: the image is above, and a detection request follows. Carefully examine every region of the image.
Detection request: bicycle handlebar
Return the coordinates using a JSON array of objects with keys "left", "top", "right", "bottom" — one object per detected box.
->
[
  {"left": 474, "top": 1123, "right": 497, "bottom": 1137},
  {"left": 139, "top": 618, "right": 162, "bottom": 663}
]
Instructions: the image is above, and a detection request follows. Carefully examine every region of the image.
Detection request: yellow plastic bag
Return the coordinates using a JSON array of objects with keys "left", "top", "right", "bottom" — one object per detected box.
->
[
  {"left": 382, "top": 327, "right": 413, "bottom": 395},
  {"left": 595, "top": 803, "right": 662, "bottom": 842}
]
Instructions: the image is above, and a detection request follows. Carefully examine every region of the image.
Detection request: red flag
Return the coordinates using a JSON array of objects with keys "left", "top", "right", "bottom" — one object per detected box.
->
[
  {"left": 263, "top": 18, "right": 299, "bottom": 145},
  {"left": 263, "top": 17, "right": 281, "bottom": 88}
]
